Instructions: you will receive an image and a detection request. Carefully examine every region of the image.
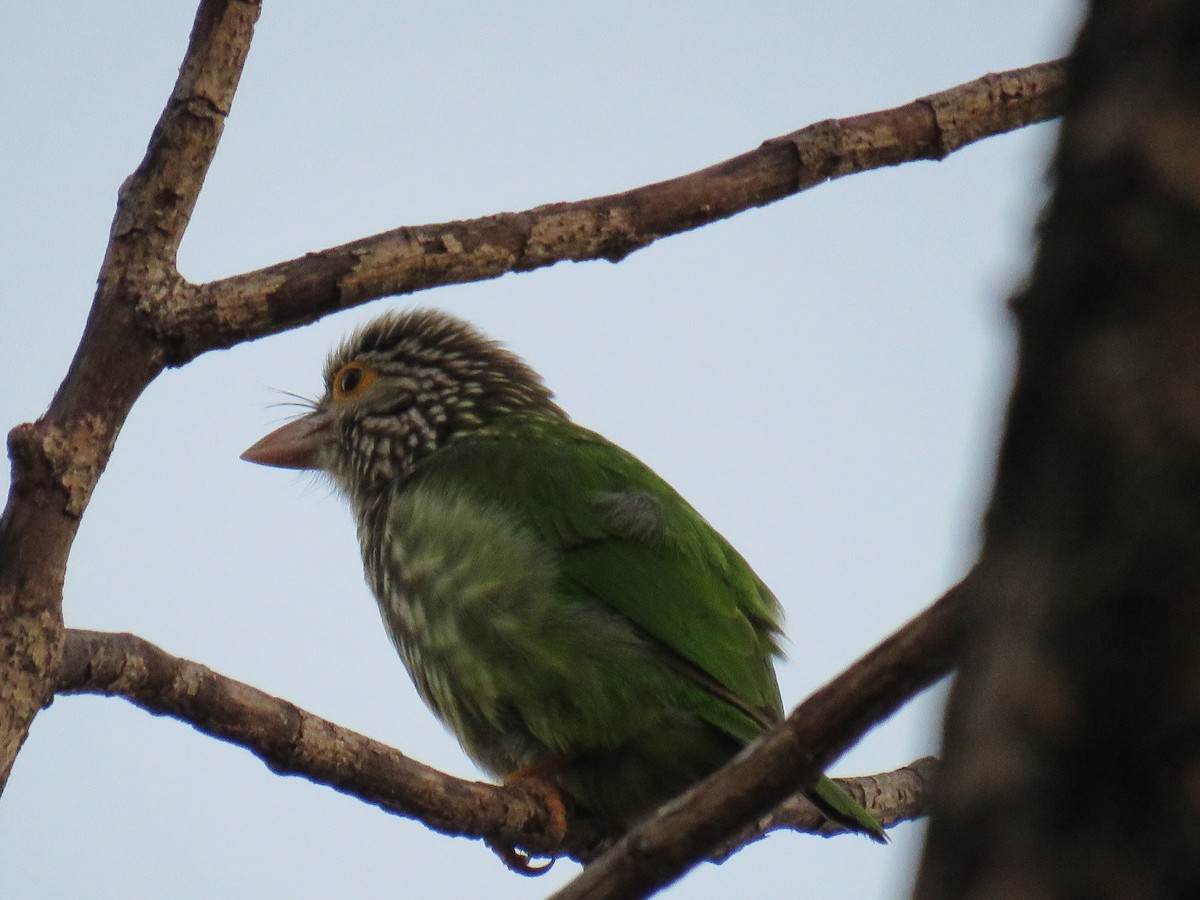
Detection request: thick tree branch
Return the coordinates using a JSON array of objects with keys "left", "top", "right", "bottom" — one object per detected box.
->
[
  {"left": 551, "top": 569, "right": 972, "bottom": 900},
  {"left": 56, "top": 628, "right": 940, "bottom": 865},
  {"left": 157, "top": 59, "right": 1067, "bottom": 363},
  {"left": 0, "top": 0, "right": 260, "bottom": 794},
  {"left": 56, "top": 628, "right": 577, "bottom": 856}
]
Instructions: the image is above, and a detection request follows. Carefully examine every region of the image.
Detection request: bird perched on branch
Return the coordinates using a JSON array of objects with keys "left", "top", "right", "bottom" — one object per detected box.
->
[{"left": 242, "top": 308, "right": 886, "bottom": 868}]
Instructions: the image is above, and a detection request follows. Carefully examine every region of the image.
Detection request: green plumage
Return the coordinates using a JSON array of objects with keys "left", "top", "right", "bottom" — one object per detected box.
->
[
  {"left": 367, "top": 415, "right": 781, "bottom": 827},
  {"left": 243, "top": 308, "right": 886, "bottom": 843}
]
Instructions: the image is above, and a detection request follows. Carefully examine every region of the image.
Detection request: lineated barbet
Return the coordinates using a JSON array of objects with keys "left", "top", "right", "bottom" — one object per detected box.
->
[{"left": 241, "top": 308, "right": 887, "bottom": 853}]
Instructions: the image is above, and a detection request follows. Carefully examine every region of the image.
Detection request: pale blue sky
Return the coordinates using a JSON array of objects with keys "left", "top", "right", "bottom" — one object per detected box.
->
[{"left": 1, "top": 4, "right": 1080, "bottom": 898}]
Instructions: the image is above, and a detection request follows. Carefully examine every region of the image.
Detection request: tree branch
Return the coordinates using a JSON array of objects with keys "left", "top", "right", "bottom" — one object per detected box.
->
[
  {"left": 550, "top": 568, "right": 972, "bottom": 900},
  {"left": 56, "top": 570, "right": 962, "bottom": 873},
  {"left": 0, "top": 0, "right": 261, "bottom": 795},
  {"left": 711, "top": 756, "right": 939, "bottom": 862},
  {"left": 156, "top": 60, "right": 1068, "bottom": 363},
  {"left": 57, "top": 628, "right": 582, "bottom": 855},
  {"left": 105, "top": 0, "right": 258, "bottom": 271}
]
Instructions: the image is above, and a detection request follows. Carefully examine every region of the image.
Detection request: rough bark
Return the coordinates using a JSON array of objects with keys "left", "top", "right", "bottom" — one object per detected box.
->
[{"left": 914, "top": 2, "right": 1200, "bottom": 897}]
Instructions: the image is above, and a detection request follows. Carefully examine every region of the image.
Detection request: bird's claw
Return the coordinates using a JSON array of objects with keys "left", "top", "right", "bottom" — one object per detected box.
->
[
  {"left": 487, "top": 765, "right": 570, "bottom": 875},
  {"left": 486, "top": 841, "right": 556, "bottom": 876}
]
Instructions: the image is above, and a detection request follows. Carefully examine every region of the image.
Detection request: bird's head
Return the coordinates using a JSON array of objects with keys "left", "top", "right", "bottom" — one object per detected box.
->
[{"left": 241, "top": 309, "right": 562, "bottom": 502}]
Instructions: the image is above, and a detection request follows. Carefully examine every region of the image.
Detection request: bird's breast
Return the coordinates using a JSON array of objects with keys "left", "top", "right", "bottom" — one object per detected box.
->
[{"left": 357, "top": 484, "right": 562, "bottom": 760}]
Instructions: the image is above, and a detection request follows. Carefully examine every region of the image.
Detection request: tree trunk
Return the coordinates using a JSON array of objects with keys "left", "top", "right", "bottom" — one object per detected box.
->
[{"left": 915, "top": 2, "right": 1200, "bottom": 896}]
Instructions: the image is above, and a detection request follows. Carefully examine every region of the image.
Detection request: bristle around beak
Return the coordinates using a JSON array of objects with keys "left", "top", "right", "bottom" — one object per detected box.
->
[{"left": 241, "top": 412, "right": 330, "bottom": 470}]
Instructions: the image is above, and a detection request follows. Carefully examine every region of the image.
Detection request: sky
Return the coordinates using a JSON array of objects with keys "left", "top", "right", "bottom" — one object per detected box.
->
[{"left": 1, "top": 3, "right": 1082, "bottom": 898}]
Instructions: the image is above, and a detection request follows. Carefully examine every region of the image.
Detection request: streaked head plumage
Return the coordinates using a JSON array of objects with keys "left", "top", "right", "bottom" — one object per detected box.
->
[
  {"left": 242, "top": 308, "right": 564, "bottom": 503},
  {"left": 321, "top": 309, "right": 563, "bottom": 494}
]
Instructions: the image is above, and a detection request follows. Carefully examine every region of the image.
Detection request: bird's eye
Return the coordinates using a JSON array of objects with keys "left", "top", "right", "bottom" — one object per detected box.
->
[{"left": 332, "top": 362, "right": 378, "bottom": 401}]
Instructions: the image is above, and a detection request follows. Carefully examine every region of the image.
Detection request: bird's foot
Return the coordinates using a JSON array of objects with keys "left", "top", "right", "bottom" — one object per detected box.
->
[
  {"left": 487, "top": 763, "right": 571, "bottom": 876},
  {"left": 505, "top": 759, "right": 571, "bottom": 841}
]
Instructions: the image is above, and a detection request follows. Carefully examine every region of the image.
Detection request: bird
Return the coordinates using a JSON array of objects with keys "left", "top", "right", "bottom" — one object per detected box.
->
[{"left": 241, "top": 308, "right": 887, "bottom": 865}]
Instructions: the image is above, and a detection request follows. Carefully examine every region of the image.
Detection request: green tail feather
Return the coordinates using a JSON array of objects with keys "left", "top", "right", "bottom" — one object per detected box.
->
[{"left": 807, "top": 774, "right": 889, "bottom": 844}]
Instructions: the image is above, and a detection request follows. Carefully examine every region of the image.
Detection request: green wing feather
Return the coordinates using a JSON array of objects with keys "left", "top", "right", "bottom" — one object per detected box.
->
[{"left": 410, "top": 413, "right": 785, "bottom": 734}]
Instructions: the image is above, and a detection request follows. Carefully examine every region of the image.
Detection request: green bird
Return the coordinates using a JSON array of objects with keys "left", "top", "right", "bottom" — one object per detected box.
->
[{"left": 241, "top": 308, "right": 887, "bottom": 856}]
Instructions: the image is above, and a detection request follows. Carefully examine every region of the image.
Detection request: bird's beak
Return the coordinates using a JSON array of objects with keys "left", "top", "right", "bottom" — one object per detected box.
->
[{"left": 241, "top": 411, "right": 331, "bottom": 470}]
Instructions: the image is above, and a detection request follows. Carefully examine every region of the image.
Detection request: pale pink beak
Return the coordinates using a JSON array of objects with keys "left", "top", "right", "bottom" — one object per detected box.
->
[{"left": 241, "top": 412, "right": 330, "bottom": 470}]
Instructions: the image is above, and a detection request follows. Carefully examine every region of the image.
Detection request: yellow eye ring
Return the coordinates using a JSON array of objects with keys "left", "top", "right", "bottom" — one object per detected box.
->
[{"left": 332, "top": 361, "right": 378, "bottom": 401}]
